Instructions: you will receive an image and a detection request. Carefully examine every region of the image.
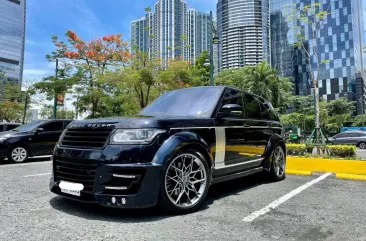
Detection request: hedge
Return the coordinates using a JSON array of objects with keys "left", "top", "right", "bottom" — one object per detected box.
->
[{"left": 286, "top": 144, "right": 356, "bottom": 158}]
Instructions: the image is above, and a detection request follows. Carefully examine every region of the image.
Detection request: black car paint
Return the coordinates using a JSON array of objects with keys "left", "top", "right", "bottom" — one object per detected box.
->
[
  {"left": 50, "top": 86, "right": 285, "bottom": 208},
  {"left": 0, "top": 120, "right": 71, "bottom": 160}
]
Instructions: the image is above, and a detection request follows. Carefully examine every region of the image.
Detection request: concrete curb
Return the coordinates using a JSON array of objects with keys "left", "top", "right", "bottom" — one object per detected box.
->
[{"left": 287, "top": 157, "right": 366, "bottom": 181}]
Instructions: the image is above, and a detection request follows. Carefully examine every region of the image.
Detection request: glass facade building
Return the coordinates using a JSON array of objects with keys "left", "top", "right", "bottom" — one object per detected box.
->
[
  {"left": 130, "top": 0, "right": 212, "bottom": 64},
  {"left": 217, "top": 0, "right": 270, "bottom": 70},
  {"left": 0, "top": 0, "right": 26, "bottom": 86},
  {"left": 271, "top": 0, "right": 365, "bottom": 114}
]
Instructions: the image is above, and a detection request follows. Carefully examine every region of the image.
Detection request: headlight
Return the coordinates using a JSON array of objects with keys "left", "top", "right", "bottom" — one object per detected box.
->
[{"left": 110, "top": 129, "right": 165, "bottom": 144}]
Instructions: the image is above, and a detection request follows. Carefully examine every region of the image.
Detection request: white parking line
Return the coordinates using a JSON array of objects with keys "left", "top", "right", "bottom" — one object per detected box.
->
[
  {"left": 23, "top": 173, "right": 51, "bottom": 177},
  {"left": 0, "top": 161, "right": 51, "bottom": 168},
  {"left": 242, "top": 173, "right": 332, "bottom": 222}
]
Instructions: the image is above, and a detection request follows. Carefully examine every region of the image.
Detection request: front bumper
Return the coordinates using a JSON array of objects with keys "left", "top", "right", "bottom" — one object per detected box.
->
[{"left": 50, "top": 146, "right": 164, "bottom": 208}]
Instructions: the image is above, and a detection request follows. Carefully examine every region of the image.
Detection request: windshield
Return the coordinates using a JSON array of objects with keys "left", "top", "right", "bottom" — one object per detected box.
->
[
  {"left": 140, "top": 87, "right": 224, "bottom": 118},
  {"left": 12, "top": 121, "right": 45, "bottom": 132}
]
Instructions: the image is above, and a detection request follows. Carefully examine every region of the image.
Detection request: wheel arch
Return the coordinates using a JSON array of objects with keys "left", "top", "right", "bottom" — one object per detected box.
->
[
  {"left": 152, "top": 131, "right": 213, "bottom": 169},
  {"left": 263, "top": 133, "right": 286, "bottom": 171}
]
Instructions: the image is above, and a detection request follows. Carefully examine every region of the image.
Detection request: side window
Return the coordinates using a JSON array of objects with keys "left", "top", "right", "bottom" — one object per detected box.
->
[
  {"left": 41, "top": 122, "right": 64, "bottom": 132},
  {"left": 219, "top": 89, "right": 244, "bottom": 118},
  {"left": 259, "top": 98, "right": 279, "bottom": 121},
  {"left": 358, "top": 133, "right": 366, "bottom": 137},
  {"left": 336, "top": 133, "right": 347, "bottom": 138},
  {"left": 0, "top": 125, "right": 4, "bottom": 132},
  {"left": 7, "top": 125, "right": 18, "bottom": 130},
  {"left": 347, "top": 133, "right": 359, "bottom": 138},
  {"left": 244, "top": 94, "right": 262, "bottom": 119}
]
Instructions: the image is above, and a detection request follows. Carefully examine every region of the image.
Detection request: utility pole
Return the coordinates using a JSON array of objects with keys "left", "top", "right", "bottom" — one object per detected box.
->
[
  {"left": 22, "top": 92, "right": 28, "bottom": 124},
  {"left": 360, "top": 96, "right": 364, "bottom": 129},
  {"left": 53, "top": 58, "right": 58, "bottom": 119},
  {"left": 209, "top": 11, "right": 214, "bottom": 86}
]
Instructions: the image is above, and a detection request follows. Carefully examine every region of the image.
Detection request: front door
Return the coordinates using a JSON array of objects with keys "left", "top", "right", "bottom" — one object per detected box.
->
[
  {"left": 214, "top": 89, "right": 253, "bottom": 177},
  {"left": 30, "top": 121, "right": 64, "bottom": 156}
]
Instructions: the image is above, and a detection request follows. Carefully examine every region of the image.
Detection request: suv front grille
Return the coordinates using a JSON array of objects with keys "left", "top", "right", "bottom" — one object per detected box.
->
[
  {"left": 61, "top": 129, "right": 113, "bottom": 148},
  {"left": 54, "top": 157, "right": 97, "bottom": 193}
]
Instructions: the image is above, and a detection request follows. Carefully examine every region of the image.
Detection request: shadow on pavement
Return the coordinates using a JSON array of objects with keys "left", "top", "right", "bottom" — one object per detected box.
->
[{"left": 49, "top": 172, "right": 269, "bottom": 222}]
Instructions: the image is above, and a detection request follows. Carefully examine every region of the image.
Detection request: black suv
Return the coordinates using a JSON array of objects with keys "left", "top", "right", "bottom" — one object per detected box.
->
[
  {"left": 50, "top": 86, "right": 286, "bottom": 213},
  {"left": 0, "top": 123, "right": 21, "bottom": 132},
  {"left": 0, "top": 120, "right": 71, "bottom": 163}
]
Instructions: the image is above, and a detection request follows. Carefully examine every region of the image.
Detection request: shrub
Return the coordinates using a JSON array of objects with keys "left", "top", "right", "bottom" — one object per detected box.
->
[
  {"left": 327, "top": 145, "right": 356, "bottom": 158},
  {"left": 286, "top": 144, "right": 306, "bottom": 156},
  {"left": 286, "top": 144, "right": 356, "bottom": 159}
]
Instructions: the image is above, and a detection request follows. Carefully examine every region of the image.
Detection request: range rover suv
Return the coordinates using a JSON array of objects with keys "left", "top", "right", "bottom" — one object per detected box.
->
[{"left": 50, "top": 86, "right": 286, "bottom": 213}]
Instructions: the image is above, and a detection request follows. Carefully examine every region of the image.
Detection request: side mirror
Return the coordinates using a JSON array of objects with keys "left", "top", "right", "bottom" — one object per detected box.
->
[
  {"left": 35, "top": 128, "right": 44, "bottom": 133},
  {"left": 219, "top": 104, "right": 243, "bottom": 118}
]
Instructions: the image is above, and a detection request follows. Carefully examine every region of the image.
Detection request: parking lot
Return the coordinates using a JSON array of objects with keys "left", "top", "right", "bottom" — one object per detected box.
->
[{"left": 0, "top": 159, "right": 365, "bottom": 241}]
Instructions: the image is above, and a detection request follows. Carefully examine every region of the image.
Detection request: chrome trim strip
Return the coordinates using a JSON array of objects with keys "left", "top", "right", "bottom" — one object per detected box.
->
[
  {"left": 214, "top": 128, "right": 226, "bottom": 168},
  {"left": 215, "top": 158, "right": 263, "bottom": 170},
  {"left": 113, "top": 174, "right": 136, "bottom": 179},
  {"left": 105, "top": 186, "right": 128, "bottom": 190},
  {"left": 170, "top": 126, "right": 282, "bottom": 130}
]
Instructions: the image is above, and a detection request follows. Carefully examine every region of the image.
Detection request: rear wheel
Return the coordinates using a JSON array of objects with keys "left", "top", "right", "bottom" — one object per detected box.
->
[
  {"left": 268, "top": 145, "right": 286, "bottom": 181},
  {"left": 158, "top": 150, "right": 210, "bottom": 214},
  {"left": 358, "top": 142, "right": 366, "bottom": 149},
  {"left": 8, "top": 146, "right": 28, "bottom": 163}
]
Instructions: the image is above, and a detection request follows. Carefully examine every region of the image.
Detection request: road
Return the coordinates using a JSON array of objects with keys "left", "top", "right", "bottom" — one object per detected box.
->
[{"left": 0, "top": 161, "right": 365, "bottom": 241}]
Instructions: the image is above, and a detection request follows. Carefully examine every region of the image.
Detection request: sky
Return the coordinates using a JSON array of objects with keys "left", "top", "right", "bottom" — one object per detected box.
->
[{"left": 24, "top": 0, "right": 217, "bottom": 81}]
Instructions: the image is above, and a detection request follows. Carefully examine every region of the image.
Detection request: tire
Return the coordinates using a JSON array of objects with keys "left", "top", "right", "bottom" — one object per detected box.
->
[
  {"left": 8, "top": 146, "right": 29, "bottom": 163},
  {"left": 268, "top": 144, "right": 286, "bottom": 182},
  {"left": 358, "top": 142, "right": 366, "bottom": 149},
  {"left": 158, "top": 149, "right": 210, "bottom": 214}
]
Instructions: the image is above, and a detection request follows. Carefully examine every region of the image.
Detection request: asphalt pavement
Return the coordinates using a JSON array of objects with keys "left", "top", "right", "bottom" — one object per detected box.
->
[{"left": 0, "top": 159, "right": 365, "bottom": 241}]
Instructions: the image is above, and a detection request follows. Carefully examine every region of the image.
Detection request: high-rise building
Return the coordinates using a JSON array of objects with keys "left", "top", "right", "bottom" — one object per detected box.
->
[
  {"left": 217, "top": 0, "right": 270, "bottom": 70},
  {"left": 130, "top": 0, "right": 212, "bottom": 64},
  {"left": 271, "top": 0, "right": 365, "bottom": 115},
  {"left": 0, "top": 0, "right": 26, "bottom": 87}
]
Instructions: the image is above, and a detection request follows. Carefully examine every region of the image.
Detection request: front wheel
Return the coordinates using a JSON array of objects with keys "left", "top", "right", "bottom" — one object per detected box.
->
[
  {"left": 268, "top": 145, "right": 286, "bottom": 182},
  {"left": 158, "top": 150, "right": 210, "bottom": 214},
  {"left": 8, "top": 146, "right": 29, "bottom": 163}
]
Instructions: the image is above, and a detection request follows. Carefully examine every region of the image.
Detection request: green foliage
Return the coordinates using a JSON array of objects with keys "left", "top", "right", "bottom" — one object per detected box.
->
[
  {"left": 353, "top": 115, "right": 366, "bottom": 127},
  {"left": 286, "top": 144, "right": 356, "bottom": 158},
  {"left": 327, "top": 97, "right": 355, "bottom": 116},
  {"left": 215, "top": 62, "right": 293, "bottom": 108}
]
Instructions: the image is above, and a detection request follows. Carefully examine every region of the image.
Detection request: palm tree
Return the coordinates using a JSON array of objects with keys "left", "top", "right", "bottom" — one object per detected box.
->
[{"left": 244, "top": 62, "right": 293, "bottom": 108}]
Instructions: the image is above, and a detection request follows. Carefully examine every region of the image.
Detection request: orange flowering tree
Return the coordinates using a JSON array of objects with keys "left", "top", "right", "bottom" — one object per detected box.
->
[{"left": 46, "top": 30, "right": 131, "bottom": 118}]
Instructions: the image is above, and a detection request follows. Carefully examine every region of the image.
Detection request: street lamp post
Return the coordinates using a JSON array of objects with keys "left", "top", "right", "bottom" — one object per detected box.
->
[
  {"left": 53, "top": 58, "right": 58, "bottom": 119},
  {"left": 204, "top": 11, "right": 219, "bottom": 86}
]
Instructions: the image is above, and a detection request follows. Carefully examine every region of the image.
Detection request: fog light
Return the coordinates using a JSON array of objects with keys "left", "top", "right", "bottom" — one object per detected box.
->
[{"left": 111, "top": 197, "right": 116, "bottom": 204}]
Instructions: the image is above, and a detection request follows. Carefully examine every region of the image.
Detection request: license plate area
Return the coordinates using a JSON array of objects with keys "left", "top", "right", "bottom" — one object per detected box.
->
[{"left": 59, "top": 181, "right": 84, "bottom": 197}]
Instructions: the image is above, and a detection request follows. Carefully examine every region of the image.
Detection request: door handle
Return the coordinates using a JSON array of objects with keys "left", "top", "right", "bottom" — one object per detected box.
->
[{"left": 243, "top": 124, "right": 250, "bottom": 128}]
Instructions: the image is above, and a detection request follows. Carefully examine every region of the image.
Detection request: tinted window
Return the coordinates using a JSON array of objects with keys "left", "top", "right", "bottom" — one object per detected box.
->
[
  {"left": 41, "top": 122, "right": 64, "bottom": 132},
  {"left": 220, "top": 89, "right": 244, "bottom": 118},
  {"left": 12, "top": 121, "right": 44, "bottom": 132},
  {"left": 7, "top": 125, "right": 19, "bottom": 130},
  {"left": 140, "top": 87, "right": 224, "bottom": 118},
  {"left": 347, "top": 133, "right": 360, "bottom": 138},
  {"left": 336, "top": 133, "right": 347, "bottom": 138},
  {"left": 358, "top": 132, "right": 366, "bottom": 137},
  {"left": 244, "top": 94, "right": 262, "bottom": 119}
]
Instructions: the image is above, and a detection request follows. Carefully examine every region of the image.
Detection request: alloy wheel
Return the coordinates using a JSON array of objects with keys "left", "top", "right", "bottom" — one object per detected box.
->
[
  {"left": 359, "top": 143, "right": 366, "bottom": 149},
  {"left": 11, "top": 147, "right": 27, "bottom": 163},
  {"left": 273, "top": 146, "right": 285, "bottom": 177},
  {"left": 164, "top": 154, "right": 207, "bottom": 208}
]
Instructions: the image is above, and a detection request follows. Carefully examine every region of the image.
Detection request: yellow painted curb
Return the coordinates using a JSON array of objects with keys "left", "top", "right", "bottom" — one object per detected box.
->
[
  {"left": 336, "top": 173, "right": 366, "bottom": 181},
  {"left": 286, "top": 169, "right": 312, "bottom": 176},
  {"left": 287, "top": 157, "right": 366, "bottom": 175}
]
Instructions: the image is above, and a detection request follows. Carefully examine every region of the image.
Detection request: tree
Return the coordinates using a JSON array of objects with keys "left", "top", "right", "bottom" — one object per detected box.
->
[
  {"left": 215, "top": 62, "right": 293, "bottom": 109},
  {"left": 46, "top": 30, "right": 131, "bottom": 118},
  {"left": 288, "top": 2, "right": 329, "bottom": 144},
  {"left": 327, "top": 97, "right": 355, "bottom": 116}
]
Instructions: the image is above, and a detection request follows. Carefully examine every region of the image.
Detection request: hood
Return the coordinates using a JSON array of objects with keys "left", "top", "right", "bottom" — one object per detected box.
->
[
  {"left": 0, "top": 131, "right": 27, "bottom": 137},
  {"left": 68, "top": 116, "right": 215, "bottom": 129}
]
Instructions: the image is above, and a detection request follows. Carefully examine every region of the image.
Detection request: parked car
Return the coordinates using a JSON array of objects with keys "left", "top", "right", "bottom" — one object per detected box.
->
[
  {"left": 50, "top": 86, "right": 286, "bottom": 214},
  {"left": 329, "top": 131, "right": 366, "bottom": 149},
  {"left": 0, "top": 123, "right": 21, "bottom": 132},
  {"left": 0, "top": 119, "right": 72, "bottom": 163}
]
